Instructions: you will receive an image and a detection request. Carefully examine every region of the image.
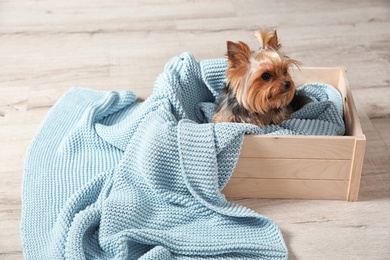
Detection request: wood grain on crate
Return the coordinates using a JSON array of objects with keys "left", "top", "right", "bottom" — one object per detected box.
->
[
  {"left": 223, "top": 179, "right": 348, "bottom": 200},
  {"left": 240, "top": 135, "right": 356, "bottom": 160}
]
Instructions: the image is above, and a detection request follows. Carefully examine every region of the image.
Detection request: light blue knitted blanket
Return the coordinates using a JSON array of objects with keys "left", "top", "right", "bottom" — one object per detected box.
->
[{"left": 22, "top": 53, "right": 345, "bottom": 259}]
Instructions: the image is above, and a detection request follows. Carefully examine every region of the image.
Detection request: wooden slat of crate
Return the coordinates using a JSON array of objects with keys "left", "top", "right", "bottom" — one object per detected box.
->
[
  {"left": 234, "top": 158, "right": 351, "bottom": 180},
  {"left": 240, "top": 136, "right": 355, "bottom": 160},
  {"left": 292, "top": 67, "right": 342, "bottom": 88},
  {"left": 347, "top": 138, "right": 366, "bottom": 201},
  {"left": 223, "top": 178, "right": 348, "bottom": 200}
]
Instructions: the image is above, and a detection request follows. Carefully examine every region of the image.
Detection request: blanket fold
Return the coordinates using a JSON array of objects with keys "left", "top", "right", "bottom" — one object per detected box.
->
[{"left": 22, "top": 52, "right": 345, "bottom": 259}]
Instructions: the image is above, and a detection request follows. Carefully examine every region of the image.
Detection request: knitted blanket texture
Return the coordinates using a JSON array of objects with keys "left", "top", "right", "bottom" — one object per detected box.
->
[{"left": 22, "top": 53, "right": 345, "bottom": 259}]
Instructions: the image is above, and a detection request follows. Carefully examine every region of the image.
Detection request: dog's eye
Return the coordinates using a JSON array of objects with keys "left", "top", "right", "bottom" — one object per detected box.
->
[
  {"left": 283, "top": 69, "right": 288, "bottom": 75},
  {"left": 261, "top": 72, "right": 272, "bottom": 81}
]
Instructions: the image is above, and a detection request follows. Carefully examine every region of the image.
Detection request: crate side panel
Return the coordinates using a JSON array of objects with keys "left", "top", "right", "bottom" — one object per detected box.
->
[
  {"left": 223, "top": 178, "right": 348, "bottom": 200},
  {"left": 240, "top": 136, "right": 355, "bottom": 159},
  {"left": 292, "top": 67, "right": 341, "bottom": 88},
  {"left": 341, "top": 70, "right": 365, "bottom": 137},
  {"left": 347, "top": 138, "right": 366, "bottom": 201},
  {"left": 234, "top": 158, "right": 351, "bottom": 180}
]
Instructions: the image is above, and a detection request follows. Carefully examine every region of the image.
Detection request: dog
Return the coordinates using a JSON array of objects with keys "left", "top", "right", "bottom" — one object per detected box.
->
[{"left": 213, "top": 28, "right": 310, "bottom": 126}]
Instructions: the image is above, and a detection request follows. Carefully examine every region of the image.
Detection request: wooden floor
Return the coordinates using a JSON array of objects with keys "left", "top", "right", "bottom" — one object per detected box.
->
[{"left": 1, "top": 0, "right": 389, "bottom": 259}]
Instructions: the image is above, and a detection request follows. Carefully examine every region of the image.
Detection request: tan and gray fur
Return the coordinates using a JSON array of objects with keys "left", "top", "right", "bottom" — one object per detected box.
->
[{"left": 213, "top": 28, "right": 310, "bottom": 126}]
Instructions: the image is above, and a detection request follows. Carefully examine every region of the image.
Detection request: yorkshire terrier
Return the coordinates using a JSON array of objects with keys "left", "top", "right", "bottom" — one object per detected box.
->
[{"left": 213, "top": 28, "right": 310, "bottom": 127}]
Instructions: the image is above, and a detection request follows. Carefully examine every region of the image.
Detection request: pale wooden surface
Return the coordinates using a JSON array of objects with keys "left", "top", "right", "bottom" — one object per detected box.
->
[{"left": 1, "top": 0, "right": 389, "bottom": 259}]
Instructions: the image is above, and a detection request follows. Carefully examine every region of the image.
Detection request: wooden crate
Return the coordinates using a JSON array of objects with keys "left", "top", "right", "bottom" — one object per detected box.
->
[{"left": 222, "top": 67, "right": 366, "bottom": 201}]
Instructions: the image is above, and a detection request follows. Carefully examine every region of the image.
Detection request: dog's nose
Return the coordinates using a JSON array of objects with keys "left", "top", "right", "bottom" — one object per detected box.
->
[{"left": 283, "top": 81, "right": 291, "bottom": 89}]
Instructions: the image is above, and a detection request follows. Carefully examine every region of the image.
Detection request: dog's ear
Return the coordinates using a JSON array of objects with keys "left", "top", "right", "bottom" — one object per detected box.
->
[
  {"left": 226, "top": 41, "right": 250, "bottom": 75},
  {"left": 266, "top": 30, "right": 281, "bottom": 50},
  {"left": 255, "top": 29, "right": 282, "bottom": 51}
]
